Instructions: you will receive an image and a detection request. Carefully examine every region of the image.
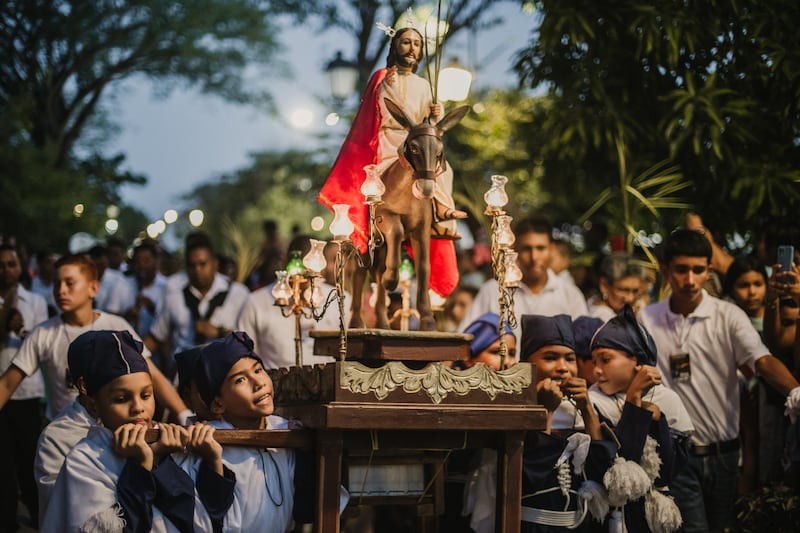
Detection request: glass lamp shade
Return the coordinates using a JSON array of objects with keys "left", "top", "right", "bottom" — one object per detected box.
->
[
  {"left": 286, "top": 251, "right": 306, "bottom": 277},
  {"left": 495, "top": 215, "right": 515, "bottom": 249},
  {"left": 484, "top": 175, "right": 509, "bottom": 212},
  {"left": 399, "top": 258, "right": 415, "bottom": 282},
  {"left": 503, "top": 251, "right": 523, "bottom": 288},
  {"left": 437, "top": 59, "right": 472, "bottom": 102},
  {"left": 361, "top": 164, "right": 385, "bottom": 203},
  {"left": 429, "top": 289, "right": 446, "bottom": 310},
  {"left": 303, "top": 284, "right": 325, "bottom": 309},
  {"left": 271, "top": 270, "right": 292, "bottom": 305},
  {"left": 303, "top": 239, "right": 328, "bottom": 275},
  {"left": 330, "top": 204, "right": 355, "bottom": 240}
]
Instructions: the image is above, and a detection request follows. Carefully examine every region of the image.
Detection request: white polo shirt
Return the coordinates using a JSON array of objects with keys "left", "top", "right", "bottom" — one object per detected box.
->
[
  {"left": 148, "top": 273, "right": 249, "bottom": 354},
  {"left": 458, "top": 269, "right": 588, "bottom": 339},
  {"left": 0, "top": 285, "right": 48, "bottom": 400},
  {"left": 236, "top": 282, "right": 341, "bottom": 369},
  {"left": 638, "top": 290, "right": 768, "bottom": 445},
  {"left": 11, "top": 311, "right": 150, "bottom": 420},
  {"left": 94, "top": 268, "right": 135, "bottom": 315}
]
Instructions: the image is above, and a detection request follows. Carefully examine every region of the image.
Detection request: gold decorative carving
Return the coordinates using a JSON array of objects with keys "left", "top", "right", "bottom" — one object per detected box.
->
[{"left": 339, "top": 361, "right": 532, "bottom": 404}]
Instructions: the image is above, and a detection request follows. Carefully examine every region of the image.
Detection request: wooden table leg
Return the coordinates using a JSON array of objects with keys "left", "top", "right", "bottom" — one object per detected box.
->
[
  {"left": 495, "top": 430, "right": 525, "bottom": 533},
  {"left": 316, "top": 430, "right": 343, "bottom": 533}
]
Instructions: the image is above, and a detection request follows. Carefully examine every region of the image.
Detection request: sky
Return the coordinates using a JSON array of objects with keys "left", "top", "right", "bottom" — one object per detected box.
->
[{"left": 112, "top": 4, "right": 537, "bottom": 227}]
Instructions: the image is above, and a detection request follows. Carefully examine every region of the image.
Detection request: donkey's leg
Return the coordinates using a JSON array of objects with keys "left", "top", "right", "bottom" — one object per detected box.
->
[
  {"left": 380, "top": 218, "right": 404, "bottom": 292},
  {"left": 410, "top": 231, "right": 436, "bottom": 331},
  {"left": 371, "top": 242, "right": 390, "bottom": 329},
  {"left": 348, "top": 260, "right": 367, "bottom": 329}
]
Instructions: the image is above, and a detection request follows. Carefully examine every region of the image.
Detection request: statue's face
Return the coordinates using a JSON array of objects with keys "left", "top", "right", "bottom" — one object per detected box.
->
[{"left": 394, "top": 30, "right": 422, "bottom": 69}]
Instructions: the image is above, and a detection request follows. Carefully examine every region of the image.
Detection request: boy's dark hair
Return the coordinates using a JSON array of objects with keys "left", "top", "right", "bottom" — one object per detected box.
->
[
  {"left": 87, "top": 245, "right": 108, "bottom": 259},
  {"left": 662, "top": 228, "right": 712, "bottom": 265},
  {"left": 513, "top": 216, "right": 553, "bottom": 241},
  {"left": 184, "top": 232, "right": 214, "bottom": 263},
  {"left": 0, "top": 243, "right": 17, "bottom": 254},
  {"left": 133, "top": 239, "right": 159, "bottom": 258},
  {"left": 55, "top": 254, "right": 99, "bottom": 281},
  {"left": 723, "top": 256, "right": 767, "bottom": 298}
]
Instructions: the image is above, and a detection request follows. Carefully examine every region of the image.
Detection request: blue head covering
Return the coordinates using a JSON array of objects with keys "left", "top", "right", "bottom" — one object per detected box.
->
[
  {"left": 174, "top": 346, "right": 203, "bottom": 392},
  {"left": 464, "top": 312, "right": 515, "bottom": 358},
  {"left": 520, "top": 314, "right": 575, "bottom": 359},
  {"left": 195, "top": 331, "right": 260, "bottom": 408},
  {"left": 78, "top": 330, "right": 150, "bottom": 396},
  {"left": 572, "top": 316, "right": 604, "bottom": 361},
  {"left": 590, "top": 304, "right": 657, "bottom": 366}
]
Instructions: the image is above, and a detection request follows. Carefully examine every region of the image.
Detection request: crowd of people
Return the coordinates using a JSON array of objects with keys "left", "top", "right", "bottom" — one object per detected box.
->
[{"left": 0, "top": 209, "right": 798, "bottom": 532}]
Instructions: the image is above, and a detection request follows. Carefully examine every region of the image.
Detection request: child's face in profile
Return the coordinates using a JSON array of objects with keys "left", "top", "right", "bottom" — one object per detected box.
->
[
  {"left": 526, "top": 345, "right": 577, "bottom": 385},
  {"left": 214, "top": 357, "right": 274, "bottom": 429},
  {"left": 592, "top": 347, "right": 637, "bottom": 395},
  {"left": 90, "top": 372, "right": 155, "bottom": 431},
  {"left": 180, "top": 381, "right": 217, "bottom": 422}
]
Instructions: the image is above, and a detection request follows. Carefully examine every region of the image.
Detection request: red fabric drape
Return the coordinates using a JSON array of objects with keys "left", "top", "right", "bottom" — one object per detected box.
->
[{"left": 318, "top": 69, "right": 458, "bottom": 297}]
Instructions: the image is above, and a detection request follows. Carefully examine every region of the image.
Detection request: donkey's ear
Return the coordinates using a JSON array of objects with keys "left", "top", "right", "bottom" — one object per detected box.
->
[
  {"left": 436, "top": 105, "right": 469, "bottom": 134},
  {"left": 384, "top": 98, "right": 414, "bottom": 130}
]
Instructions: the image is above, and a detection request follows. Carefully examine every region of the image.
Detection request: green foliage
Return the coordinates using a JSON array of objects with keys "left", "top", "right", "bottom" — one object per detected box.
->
[
  {"left": 513, "top": 0, "right": 800, "bottom": 237},
  {"left": 184, "top": 149, "right": 332, "bottom": 258},
  {"left": 732, "top": 484, "right": 800, "bottom": 532},
  {"left": 0, "top": 0, "right": 284, "bottom": 250}
]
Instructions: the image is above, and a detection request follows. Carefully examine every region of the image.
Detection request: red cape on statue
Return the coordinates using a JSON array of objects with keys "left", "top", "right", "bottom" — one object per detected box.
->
[{"left": 318, "top": 69, "right": 459, "bottom": 297}]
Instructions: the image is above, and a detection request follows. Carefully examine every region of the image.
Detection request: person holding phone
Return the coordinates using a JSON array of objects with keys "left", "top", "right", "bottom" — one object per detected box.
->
[{"left": 639, "top": 229, "right": 800, "bottom": 533}]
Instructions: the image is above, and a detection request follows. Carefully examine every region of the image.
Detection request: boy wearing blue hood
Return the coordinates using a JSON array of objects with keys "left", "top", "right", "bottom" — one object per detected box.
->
[
  {"left": 183, "top": 331, "right": 296, "bottom": 532},
  {"left": 589, "top": 305, "right": 693, "bottom": 533},
  {"left": 41, "top": 330, "right": 232, "bottom": 532}
]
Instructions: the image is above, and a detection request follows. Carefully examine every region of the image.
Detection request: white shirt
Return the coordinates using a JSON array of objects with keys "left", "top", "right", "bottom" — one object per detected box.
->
[
  {"left": 638, "top": 290, "right": 768, "bottom": 445},
  {"left": 132, "top": 272, "right": 167, "bottom": 338},
  {"left": 588, "top": 303, "right": 617, "bottom": 323},
  {"left": 34, "top": 398, "right": 96, "bottom": 524},
  {"left": 1, "top": 285, "right": 48, "bottom": 400},
  {"left": 43, "top": 425, "right": 214, "bottom": 532},
  {"left": 177, "top": 417, "right": 295, "bottom": 533},
  {"left": 458, "top": 269, "right": 588, "bottom": 340},
  {"left": 11, "top": 311, "right": 150, "bottom": 420},
  {"left": 94, "top": 268, "right": 136, "bottom": 315},
  {"left": 148, "top": 273, "right": 249, "bottom": 354},
  {"left": 236, "top": 282, "right": 342, "bottom": 369},
  {"left": 31, "top": 276, "right": 58, "bottom": 312},
  {"left": 588, "top": 383, "right": 694, "bottom": 435}
]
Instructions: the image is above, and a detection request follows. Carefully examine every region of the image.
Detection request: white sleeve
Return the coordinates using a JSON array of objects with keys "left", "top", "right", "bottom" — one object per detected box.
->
[
  {"left": 728, "top": 305, "right": 770, "bottom": 368},
  {"left": 10, "top": 328, "right": 43, "bottom": 376}
]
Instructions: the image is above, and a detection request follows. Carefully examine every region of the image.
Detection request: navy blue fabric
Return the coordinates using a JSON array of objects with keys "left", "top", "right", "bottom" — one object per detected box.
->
[
  {"left": 78, "top": 330, "right": 149, "bottom": 396},
  {"left": 174, "top": 346, "right": 202, "bottom": 392},
  {"left": 197, "top": 463, "right": 236, "bottom": 533},
  {"left": 117, "top": 459, "right": 156, "bottom": 533},
  {"left": 152, "top": 456, "right": 195, "bottom": 533},
  {"left": 590, "top": 304, "right": 657, "bottom": 366},
  {"left": 520, "top": 314, "right": 575, "bottom": 360},
  {"left": 195, "top": 331, "right": 259, "bottom": 408},
  {"left": 572, "top": 316, "right": 604, "bottom": 361},
  {"left": 464, "top": 312, "right": 515, "bottom": 358}
]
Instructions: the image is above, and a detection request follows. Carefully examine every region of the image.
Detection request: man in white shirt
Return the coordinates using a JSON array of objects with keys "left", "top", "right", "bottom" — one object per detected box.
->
[
  {"left": 123, "top": 240, "right": 166, "bottom": 339},
  {"left": 459, "top": 216, "right": 588, "bottom": 339},
  {"left": 89, "top": 244, "right": 135, "bottom": 315},
  {"left": 237, "top": 237, "right": 341, "bottom": 369},
  {"left": 0, "top": 244, "right": 48, "bottom": 530},
  {"left": 0, "top": 254, "right": 187, "bottom": 422},
  {"left": 639, "top": 228, "right": 800, "bottom": 533},
  {"left": 144, "top": 237, "right": 249, "bottom": 374}
]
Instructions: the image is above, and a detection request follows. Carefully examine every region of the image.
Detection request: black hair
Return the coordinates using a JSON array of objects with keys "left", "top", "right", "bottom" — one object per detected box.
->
[
  {"left": 513, "top": 215, "right": 553, "bottom": 241},
  {"left": 184, "top": 232, "right": 214, "bottom": 263},
  {"left": 133, "top": 239, "right": 159, "bottom": 258},
  {"left": 662, "top": 228, "right": 712, "bottom": 265},
  {"left": 723, "top": 256, "right": 767, "bottom": 297}
]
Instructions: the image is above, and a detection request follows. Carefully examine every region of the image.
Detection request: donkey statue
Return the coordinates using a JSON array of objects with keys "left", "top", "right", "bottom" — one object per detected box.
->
[{"left": 349, "top": 98, "right": 469, "bottom": 331}]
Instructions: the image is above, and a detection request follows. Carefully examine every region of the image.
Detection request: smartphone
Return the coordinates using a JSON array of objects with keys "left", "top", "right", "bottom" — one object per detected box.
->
[{"left": 777, "top": 245, "right": 795, "bottom": 283}]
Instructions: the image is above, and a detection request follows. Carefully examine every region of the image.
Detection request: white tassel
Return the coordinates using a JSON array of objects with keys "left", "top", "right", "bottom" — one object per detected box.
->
[
  {"left": 578, "top": 480, "right": 609, "bottom": 522},
  {"left": 640, "top": 436, "right": 662, "bottom": 482},
  {"left": 603, "top": 457, "right": 651, "bottom": 507},
  {"left": 608, "top": 508, "right": 624, "bottom": 533},
  {"left": 556, "top": 460, "right": 572, "bottom": 497},
  {"left": 80, "top": 505, "right": 126, "bottom": 533},
  {"left": 645, "top": 489, "right": 682, "bottom": 533}
]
